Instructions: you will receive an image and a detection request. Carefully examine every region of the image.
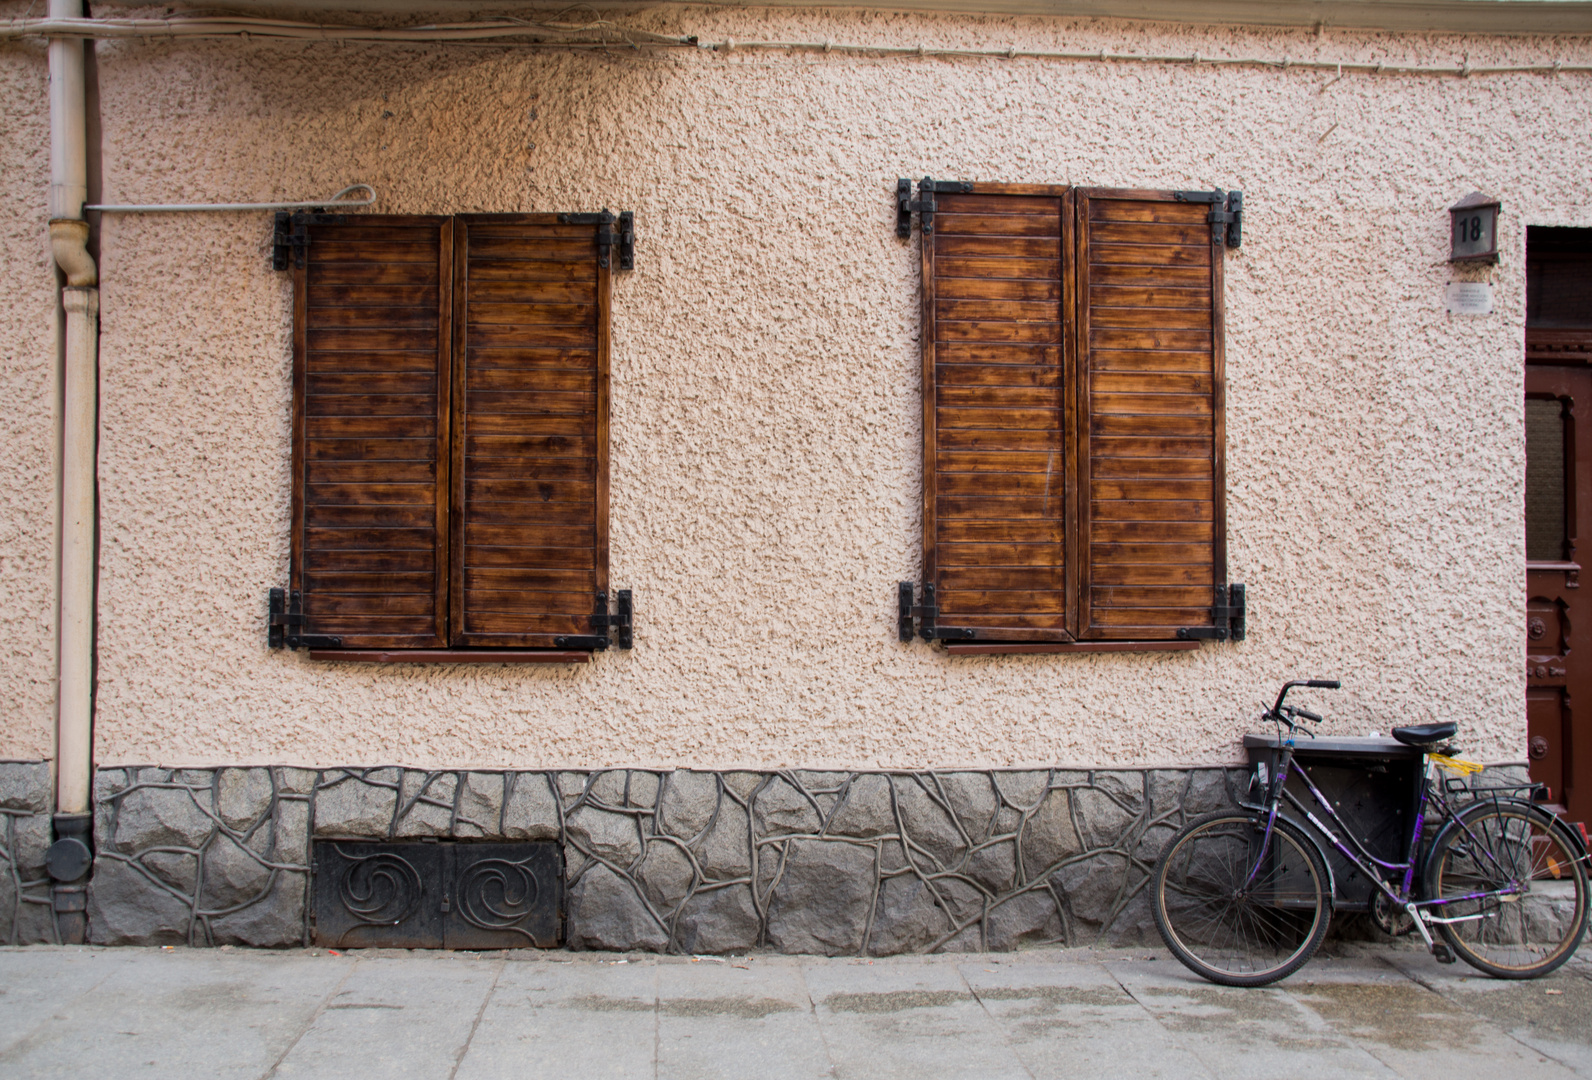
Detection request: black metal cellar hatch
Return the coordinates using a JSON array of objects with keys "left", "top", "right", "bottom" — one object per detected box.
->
[{"left": 311, "top": 840, "right": 562, "bottom": 949}]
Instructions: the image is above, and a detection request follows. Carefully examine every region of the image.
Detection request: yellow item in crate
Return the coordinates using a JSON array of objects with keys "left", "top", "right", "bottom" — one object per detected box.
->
[{"left": 1429, "top": 753, "right": 1484, "bottom": 775}]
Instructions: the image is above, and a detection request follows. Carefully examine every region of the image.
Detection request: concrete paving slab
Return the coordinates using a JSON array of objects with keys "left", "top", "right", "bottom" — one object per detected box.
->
[
  {"left": 272, "top": 951, "right": 501, "bottom": 1080},
  {"left": 1379, "top": 949, "right": 1592, "bottom": 1076},
  {"left": 656, "top": 956, "right": 832, "bottom": 1080},
  {"left": 1104, "top": 957, "right": 1396, "bottom": 1080},
  {"left": 802, "top": 956, "right": 1031, "bottom": 1080},
  {"left": 0, "top": 946, "right": 139, "bottom": 1056},
  {"left": 0, "top": 946, "right": 348, "bottom": 1080},
  {"left": 1285, "top": 954, "right": 1579, "bottom": 1080},
  {"left": 454, "top": 955, "right": 658, "bottom": 1080},
  {"left": 959, "top": 955, "right": 1215, "bottom": 1080}
]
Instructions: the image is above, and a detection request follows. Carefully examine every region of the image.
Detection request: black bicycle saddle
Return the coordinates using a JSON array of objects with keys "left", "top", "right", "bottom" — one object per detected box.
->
[{"left": 1391, "top": 722, "right": 1458, "bottom": 748}]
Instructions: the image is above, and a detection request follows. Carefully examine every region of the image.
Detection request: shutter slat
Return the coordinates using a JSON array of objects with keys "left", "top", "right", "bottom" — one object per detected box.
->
[
  {"left": 452, "top": 218, "right": 607, "bottom": 646},
  {"left": 292, "top": 217, "right": 450, "bottom": 648}
]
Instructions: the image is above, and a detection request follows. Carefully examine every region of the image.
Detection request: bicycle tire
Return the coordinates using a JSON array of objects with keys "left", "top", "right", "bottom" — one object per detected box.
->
[
  {"left": 1423, "top": 800, "right": 1588, "bottom": 979},
  {"left": 1152, "top": 811, "right": 1333, "bottom": 987}
]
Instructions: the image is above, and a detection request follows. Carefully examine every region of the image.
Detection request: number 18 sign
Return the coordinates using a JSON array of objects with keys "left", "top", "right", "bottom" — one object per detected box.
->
[{"left": 1449, "top": 191, "right": 1500, "bottom": 264}]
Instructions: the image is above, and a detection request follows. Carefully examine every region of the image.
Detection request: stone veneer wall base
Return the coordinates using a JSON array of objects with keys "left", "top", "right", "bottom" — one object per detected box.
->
[
  {"left": 81, "top": 763, "right": 1532, "bottom": 954},
  {"left": 0, "top": 762, "right": 58, "bottom": 945}
]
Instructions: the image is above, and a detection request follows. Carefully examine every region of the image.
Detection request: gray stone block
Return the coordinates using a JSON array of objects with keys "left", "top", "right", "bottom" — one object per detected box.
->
[
  {"left": 1052, "top": 852, "right": 1132, "bottom": 934},
  {"left": 893, "top": 777, "right": 966, "bottom": 868},
  {"left": 200, "top": 833, "right": 273, "bottom": 910},
  {"left": 869, "top": 875, "right": 949, "bottom": 956},
  {"left": 827, "top": 774, "right": 896, "bottom": 838},
  {"left": 1018, "top": 787, "right": 1081, "bottom": 881},
  {"left": 566, "top": 806, "right": 643, "bottom": 868},
  {"left": 503, "top": 773, "right": 559, "bottom": 840},
  {"left": 938, "top": 772, "right": 998, "bottom": 840},
  {"left": 313, "top": 770, "right": 399, "bottom": 836},
  {"left": 0, "top": 761, "right": 50, "bottom": 812},
  {"left": 658, "top": 770, "right": 719, "bottom": 840},
  {"left": 455, "top": 772, "right": 504, "bottom": 837},
  {"left": 765, "top": 838, "right": 874, "bottom": 956},
  {"left": 11, "top": 812, "right": 50, "bottom": 875},
  {"left": 588, "top": 769, "right": 628, "bottom": 806},
  {"left": 966, "top": 838, "right": 1017, "bottom": 893},
  {"left": 112, "top": 780, "right": 216, "bottom": 853},
  {"left": 985, "top": 886, "right": 1061, "bottom": 950},
  {"left": 636, "top": 838, "right": 696, "bottom": 911},
  {"left": 217, "top": 768, "right": 273, "bottom": 832},
  {"left": 273, "top": 798, "right": 310, "bottom": 863},
  {"left": 673, "top": 884, "right": 760, "bottom": 954},
  {"left": 209, "top": 869, "right": 305, "bottom": 947},
  {"left": 278, "top": 768, "right": 318, "bottom": 796},
  {"left": 566, "top": 864, "right": 667, "bottom": 951},
  {"left": 719, "top": 772, "right": 763, "bottom": 801},
  {"left": 693, "top": 805, "right": 751, "bottom": 879},
  {"left": 991, "top": 771, "right": 1048, "bottom": 809},
  {"left": 87, "top": 856, "right": 194, "bottom": 945},
  {"left": 753, "top": 776, "right": 821, "bottom": 836},
  {"left": 1072, "top": 785, "right": 1140, "bottom": 850},
  {"left": 395, "top": 771, "right": 456, "bottom": 837}
]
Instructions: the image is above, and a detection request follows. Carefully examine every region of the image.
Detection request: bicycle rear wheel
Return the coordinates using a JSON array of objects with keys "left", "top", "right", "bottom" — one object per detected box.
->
[
  {"left": 1152, "top": 812, "right": 1333, "bottom": 987},
  {"left": 1423, "top": 801, "right": 1588, "bottom": 978}
]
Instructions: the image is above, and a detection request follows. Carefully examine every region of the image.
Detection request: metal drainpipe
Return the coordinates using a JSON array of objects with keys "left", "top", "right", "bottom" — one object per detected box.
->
[{"left": 45, "top": 0, "right": 98, "bottom": 944}]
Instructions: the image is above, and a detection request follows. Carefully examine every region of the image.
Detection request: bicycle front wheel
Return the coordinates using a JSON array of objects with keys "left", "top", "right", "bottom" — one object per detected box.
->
[
  {"left": 1423, "top": 801, "right": 1588, "bottom": 978},
  {"left": 1152, "top": 812, "right": 1333, "bottom": 987}
]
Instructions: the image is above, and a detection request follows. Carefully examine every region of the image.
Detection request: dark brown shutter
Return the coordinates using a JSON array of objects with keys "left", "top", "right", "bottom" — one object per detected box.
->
[
  {"left": 924, "top": 187, "right": 1076, "bottom": 642},
  {"left": 1075, "top": 189, "right": 1224, "bottom": 640},
  {"left": 451, "top": 216, "right": 607, "bottom": 647},
  {"left": 292, "top": 216, "right": 452, "bottom": 648}
]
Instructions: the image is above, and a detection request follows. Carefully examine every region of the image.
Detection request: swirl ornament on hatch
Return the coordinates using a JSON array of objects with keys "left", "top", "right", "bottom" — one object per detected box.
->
[
  {"left": 337, "top": 849, "right": 423, "bottom": 926},
  {"left": 457, "top": 858, "right": 540, "bottom": 934}
]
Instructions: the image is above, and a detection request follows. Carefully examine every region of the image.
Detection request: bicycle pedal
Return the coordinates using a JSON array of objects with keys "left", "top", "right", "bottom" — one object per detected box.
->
[{"left": 1431, "top": 942, "right": 1456, "bottom": 964}]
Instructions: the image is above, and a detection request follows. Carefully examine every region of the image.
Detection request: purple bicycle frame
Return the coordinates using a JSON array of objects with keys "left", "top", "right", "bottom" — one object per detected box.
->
[{"left": 1245, "top": 736, "right": 1522, "bottom": 913}]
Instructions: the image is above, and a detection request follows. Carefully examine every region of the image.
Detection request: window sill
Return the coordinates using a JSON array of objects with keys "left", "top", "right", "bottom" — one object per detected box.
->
[
  {"left": 306, "top": 649, "right": 591, "bottom": 664},
  {"left": 943, "top": 641, "right": 1202, "bottom": 656}
]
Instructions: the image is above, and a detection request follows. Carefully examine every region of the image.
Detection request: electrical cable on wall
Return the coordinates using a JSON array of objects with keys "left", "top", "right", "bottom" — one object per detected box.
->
[{"left": 2, "top": 15, "right": 1589, "bottom": 78}]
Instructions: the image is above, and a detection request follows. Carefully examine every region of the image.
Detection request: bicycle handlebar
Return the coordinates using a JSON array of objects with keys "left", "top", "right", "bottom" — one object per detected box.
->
[
  {"left": 1271, "top": 678, "right": 1341, "bottom": 716},
  {"left": 1294, "top": 707, "right": 1323, "bottom": 723}
]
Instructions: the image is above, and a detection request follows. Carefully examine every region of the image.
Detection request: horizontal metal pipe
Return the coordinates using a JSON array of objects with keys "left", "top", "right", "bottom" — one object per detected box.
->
[{"left": 88, "top": 182, "right": 377, "bottom": 213}]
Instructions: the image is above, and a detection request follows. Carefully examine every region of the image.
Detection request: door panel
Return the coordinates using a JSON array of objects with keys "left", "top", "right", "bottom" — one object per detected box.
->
[{"left": 1525, "top": 367, "right": 1592, "bottom": 822}]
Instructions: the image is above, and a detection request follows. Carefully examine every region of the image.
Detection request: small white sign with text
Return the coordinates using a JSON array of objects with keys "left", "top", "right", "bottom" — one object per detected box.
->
[{"left": 1445, "top": 281, "right": 1493, "bottom": 316}]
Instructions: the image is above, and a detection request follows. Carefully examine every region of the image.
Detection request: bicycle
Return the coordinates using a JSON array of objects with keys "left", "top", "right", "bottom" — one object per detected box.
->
[{"left": 1151, "top": 679, "right": 1591, "bottom": 987}]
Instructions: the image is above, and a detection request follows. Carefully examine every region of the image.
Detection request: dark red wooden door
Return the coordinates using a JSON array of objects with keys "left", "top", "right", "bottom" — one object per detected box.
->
[{"left": 1526, "top": 366, "right": 1592, "bottom": 824}]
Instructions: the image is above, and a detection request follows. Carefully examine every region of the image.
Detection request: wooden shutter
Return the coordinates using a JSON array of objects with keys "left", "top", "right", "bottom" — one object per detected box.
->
[
  {"left": 924, "top": 186, "right": 1076, "bottom": 642},
  {"left": 292, "top": 216, "right": 452, "bottom": 648},
  {"left": 1075, "top": 189, "right": 1224, "bottom": 640},
  {"left": 451, "top": 215, "right": 608, "bottom": 647}
]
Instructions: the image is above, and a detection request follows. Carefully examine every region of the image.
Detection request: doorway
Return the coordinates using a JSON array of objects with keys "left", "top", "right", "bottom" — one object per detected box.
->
[{"left": 1526, "top": 225, "right": 1592, "bottom": 825}]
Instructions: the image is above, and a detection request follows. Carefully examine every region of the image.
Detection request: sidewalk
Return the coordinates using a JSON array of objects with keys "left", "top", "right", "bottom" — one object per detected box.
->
[{"left": 2, "top": 941, "right": 1589, "bottom": 1079}]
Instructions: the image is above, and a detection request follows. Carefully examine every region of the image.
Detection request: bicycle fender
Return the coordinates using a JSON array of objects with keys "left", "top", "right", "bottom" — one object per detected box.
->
[
  {"left": 1429, "top": 797, "right": 1589, "bottom": 862},
  {"left": 1272, "top": 810, "right": 1338, "bottom": 902}
]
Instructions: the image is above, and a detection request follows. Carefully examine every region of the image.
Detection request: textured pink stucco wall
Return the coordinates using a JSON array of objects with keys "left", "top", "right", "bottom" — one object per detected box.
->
[
  {"left": 0, "top": 33, "right": 58, "bottom": 763},
  {"left": 5, "top": 8, "right": 1590, "bottom": 768}
]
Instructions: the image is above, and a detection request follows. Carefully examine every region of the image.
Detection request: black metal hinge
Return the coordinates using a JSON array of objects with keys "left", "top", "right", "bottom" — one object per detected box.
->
[
  {"left": 896, "top": 177, "right": 975, "bottom": 238},
  {"left": 272, "top": 211, "right": 349, "bottom": 271},
  {"left": 1172, "top": 189, "right": 1243, "bottom": 248},
  {"left": 268, "top": 588, "right": 344, "bottom": 650},
  {"left": 896, "top": 581, "right": 977, "bottom": 642},
  {"left": 557, "top": 210, "right": 635, "bottom": 271},
  {"left": 555, "top": 589, "right": 635, "bottom": 651},
  {"left": 1177, "top": 583, "right": 1247, "bottom": 642}
]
